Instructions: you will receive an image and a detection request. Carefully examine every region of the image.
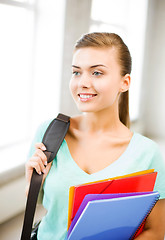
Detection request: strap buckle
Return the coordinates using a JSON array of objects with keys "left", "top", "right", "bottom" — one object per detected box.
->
[{"left": 56, "top": 113, "right": 70, "bottom": 123}]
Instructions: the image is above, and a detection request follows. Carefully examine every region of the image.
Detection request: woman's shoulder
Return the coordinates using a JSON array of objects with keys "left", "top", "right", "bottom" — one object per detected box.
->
[
  {"left": 35, "top": 115, "right": 73, "bottom": 141},
  {"left": 35, "top": 118, "right": 54, "bottom": 139},
  {"left": 33, "top": 115, "right": 77, "bottom": 142},
  {"left": 27, "top": 119, "right": 53, "bottom": 158},
  {"left": 133, "top": 131, "right": 162, "bottom": 156},
  {"left": 134, "top": 131, "right": 158, "bottom": 146}
]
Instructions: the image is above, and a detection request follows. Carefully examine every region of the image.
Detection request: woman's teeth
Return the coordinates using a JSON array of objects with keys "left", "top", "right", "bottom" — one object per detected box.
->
[
  {"left": 78, "top": 94, "right": 97, "bottom": 102},
  {"left": 79, "top": 94, "right": 94, "bottom": 99}
]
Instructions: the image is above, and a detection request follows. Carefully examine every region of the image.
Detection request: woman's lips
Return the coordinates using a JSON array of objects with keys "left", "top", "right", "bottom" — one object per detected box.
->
[{"left": 78, "top": 93, "right": 97, "bottom": 102}]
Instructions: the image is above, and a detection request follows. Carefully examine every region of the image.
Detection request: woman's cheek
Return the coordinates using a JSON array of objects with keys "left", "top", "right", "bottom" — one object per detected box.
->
[
  {"left": 93, "top": 81, "right": 112, "bottom": 94},
  {"left": 94, "top": 81, "right": 119, "bottom": 102},
  {"left": 69, "top": 78, "right": 77, "bottom": 98}
]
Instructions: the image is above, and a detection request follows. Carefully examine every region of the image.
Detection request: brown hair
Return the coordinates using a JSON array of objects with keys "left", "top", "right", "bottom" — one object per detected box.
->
[{"left": 74, "top": 32, "right": 132, "bottom": 128}]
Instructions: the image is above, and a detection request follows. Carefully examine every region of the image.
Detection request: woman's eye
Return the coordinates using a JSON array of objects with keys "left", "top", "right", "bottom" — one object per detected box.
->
[
  {"left": 93, "top": 71, "right": 102, "bottom": 76},
  {"left": 72, "top": 71, "right": 80, "bottom": 76}
]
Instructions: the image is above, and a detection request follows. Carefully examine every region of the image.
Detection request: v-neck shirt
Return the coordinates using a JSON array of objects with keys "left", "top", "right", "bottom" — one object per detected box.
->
[{"left": 27, "top": 119, "right": 165, "bottom": 240}]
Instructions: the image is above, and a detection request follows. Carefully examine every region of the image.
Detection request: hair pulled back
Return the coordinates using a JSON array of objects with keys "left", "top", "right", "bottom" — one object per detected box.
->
[{"left": 74, "top": 32, "right": 132, "bottom": 128}]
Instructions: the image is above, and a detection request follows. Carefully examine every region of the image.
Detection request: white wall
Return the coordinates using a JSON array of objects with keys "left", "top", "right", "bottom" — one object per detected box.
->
[{"left": 140, "top": 0, "right": 165, "bottom": 139}]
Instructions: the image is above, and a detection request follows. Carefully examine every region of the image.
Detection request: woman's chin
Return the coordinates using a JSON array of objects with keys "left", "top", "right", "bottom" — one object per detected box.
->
[{"left": 76, "top": 105, "right": 101, "bottom": 113}]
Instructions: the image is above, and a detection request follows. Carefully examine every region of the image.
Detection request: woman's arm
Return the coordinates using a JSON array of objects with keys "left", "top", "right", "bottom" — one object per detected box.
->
[{"left": 135, "top": 199, "right": 165, "bottom": 239}]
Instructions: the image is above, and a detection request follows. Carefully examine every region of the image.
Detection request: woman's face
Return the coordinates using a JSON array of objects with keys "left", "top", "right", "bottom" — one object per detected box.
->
[{"left": 70, "top": 47, "right": 130, "bottom": 113}]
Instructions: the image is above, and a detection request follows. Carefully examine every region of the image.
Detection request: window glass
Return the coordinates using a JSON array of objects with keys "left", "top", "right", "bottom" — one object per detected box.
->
[
  {"left": 0, "top": 0, "right": 65, "bottom": 172},
  {"left": 0, "top": 4, "right": 34, "bottom": 146}
]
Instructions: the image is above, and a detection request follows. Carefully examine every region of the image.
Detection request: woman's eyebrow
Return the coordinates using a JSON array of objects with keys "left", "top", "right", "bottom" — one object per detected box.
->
[
  {"left": 90, "top": 64, "right": 107, "bottom": 68},
  {"left": 72, "top": 64, "right": 107, "bottom": 69},
  {"left": 72, "top": 65, "right": 80, "bottom": 69}
]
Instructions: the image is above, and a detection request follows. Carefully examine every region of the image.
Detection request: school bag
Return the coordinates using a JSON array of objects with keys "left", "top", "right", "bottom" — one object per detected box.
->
[{"left": 20, "top": 113, "right": 70, "bottom": 240}]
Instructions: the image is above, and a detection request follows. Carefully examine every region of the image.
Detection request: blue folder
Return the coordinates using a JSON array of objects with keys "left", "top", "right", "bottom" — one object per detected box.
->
[{"left": 67, "top": 191, "right": 159, "bottom": 240}]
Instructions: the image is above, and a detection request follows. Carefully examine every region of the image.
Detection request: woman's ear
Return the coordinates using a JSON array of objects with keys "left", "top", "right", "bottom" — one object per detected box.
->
[{"left": 120, "top": 74, "right": 131, "bottom": 92}]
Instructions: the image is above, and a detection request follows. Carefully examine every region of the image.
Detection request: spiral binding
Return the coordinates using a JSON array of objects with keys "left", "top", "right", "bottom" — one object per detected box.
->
[{"left": 130, "top": 193, "right": 160, "bottom": 239}]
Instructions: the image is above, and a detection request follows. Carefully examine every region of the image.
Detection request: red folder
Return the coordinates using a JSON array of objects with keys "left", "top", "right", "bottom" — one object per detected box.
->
[{"left": 71, "top": 172, "right": 157, "bottom": 225}]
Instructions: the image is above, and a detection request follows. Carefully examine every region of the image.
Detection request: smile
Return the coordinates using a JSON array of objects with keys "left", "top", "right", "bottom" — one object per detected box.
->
[{"left": 78, "top": 93, "right": 97, "bottom": 102}]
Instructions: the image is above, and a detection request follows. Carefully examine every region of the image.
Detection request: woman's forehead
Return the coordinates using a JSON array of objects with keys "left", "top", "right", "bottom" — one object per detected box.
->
[{"left": 72, "top": 47, "right": 118, "bottom": 67}]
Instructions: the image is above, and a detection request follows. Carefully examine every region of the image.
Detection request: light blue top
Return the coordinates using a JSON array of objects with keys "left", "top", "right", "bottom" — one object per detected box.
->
[{"left": 27, "top": 119, "right": 165, "bottom": 240}]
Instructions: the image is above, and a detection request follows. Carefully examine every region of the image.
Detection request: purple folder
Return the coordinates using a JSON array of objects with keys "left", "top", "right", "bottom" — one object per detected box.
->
[{"left": 68, "top": 191, "right": 153, "bottom": 237}]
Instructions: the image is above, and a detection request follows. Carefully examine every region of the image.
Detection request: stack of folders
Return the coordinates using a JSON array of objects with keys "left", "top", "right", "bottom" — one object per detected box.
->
[{"left": 67, "top": 169, "right": 160, "bottom": 240}]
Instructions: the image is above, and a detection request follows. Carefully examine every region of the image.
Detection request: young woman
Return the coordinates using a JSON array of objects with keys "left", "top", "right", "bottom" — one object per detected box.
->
[{"left": 26, "top": 32, "right": 165, "bottom": 239}]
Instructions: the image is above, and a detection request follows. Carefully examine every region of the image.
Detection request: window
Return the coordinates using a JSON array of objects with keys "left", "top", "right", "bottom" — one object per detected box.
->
[
  {"left": 0, "top": 1, "right": 34, "bottom": 147},
  {"left": 0, "top": 0, "right": 65, "bottom": 173},
  {"left": 90, "top": 0, "right": 148, "bottom": 121}
]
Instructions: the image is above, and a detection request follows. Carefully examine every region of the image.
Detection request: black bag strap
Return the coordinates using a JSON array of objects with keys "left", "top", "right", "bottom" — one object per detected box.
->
[{"left": 20, "top": 113, "right": 70, "bottom": 240}]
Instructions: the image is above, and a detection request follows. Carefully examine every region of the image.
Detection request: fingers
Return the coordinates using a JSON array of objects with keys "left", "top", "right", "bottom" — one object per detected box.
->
[
  {"left": 27, "top": 156, "right": 46, "bottom": 175},
  {"left": 26, "top": 143, "right": 48, "bottom": 182},
  {"left": 34, "top": 143, "right": 48, "bottom": 165},
  {"left": 34, "top": 149, "right": 48, "bottom": 166},
  {"left": 35, "top": 142, "right": 46, "bottom": 151}
]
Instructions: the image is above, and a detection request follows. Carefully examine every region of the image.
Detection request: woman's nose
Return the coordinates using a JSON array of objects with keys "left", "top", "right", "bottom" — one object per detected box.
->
[{"left": 78, "top": 73, "right": 91, "bottom": 88}]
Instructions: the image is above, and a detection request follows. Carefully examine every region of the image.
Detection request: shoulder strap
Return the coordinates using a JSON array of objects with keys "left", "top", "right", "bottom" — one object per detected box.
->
[{"left": 20, "top": 113, "right": 70, "bottom": 240}]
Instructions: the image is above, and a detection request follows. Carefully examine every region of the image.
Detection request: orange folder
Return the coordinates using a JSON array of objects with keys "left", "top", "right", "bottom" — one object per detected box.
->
[{"left": 67, "top": 169, "right": 156, "bottom": 230}]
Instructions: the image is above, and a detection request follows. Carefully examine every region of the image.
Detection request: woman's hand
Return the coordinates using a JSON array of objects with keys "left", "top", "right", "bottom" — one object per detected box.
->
[
  {"left": 25, "top": 142, "right": 52, "bottom": 196},
  {"left": 135, "top": 199, "right": 165, "bottom": 239}
]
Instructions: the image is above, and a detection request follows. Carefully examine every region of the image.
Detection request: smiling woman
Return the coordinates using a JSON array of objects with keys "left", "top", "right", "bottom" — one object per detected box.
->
[{"left": 25, "top": 32, "right": 165, "bottom": 240}]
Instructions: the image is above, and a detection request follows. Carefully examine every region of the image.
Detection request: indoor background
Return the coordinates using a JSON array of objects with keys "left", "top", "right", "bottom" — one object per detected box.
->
[{"left": 0, "top": 0, "right": 165, "bottom": 239}]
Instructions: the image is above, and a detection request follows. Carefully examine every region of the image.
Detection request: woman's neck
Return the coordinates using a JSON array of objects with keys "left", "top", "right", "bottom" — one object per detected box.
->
[{"left": 80, "top": 107, "right": 122, "bottom": 134}]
